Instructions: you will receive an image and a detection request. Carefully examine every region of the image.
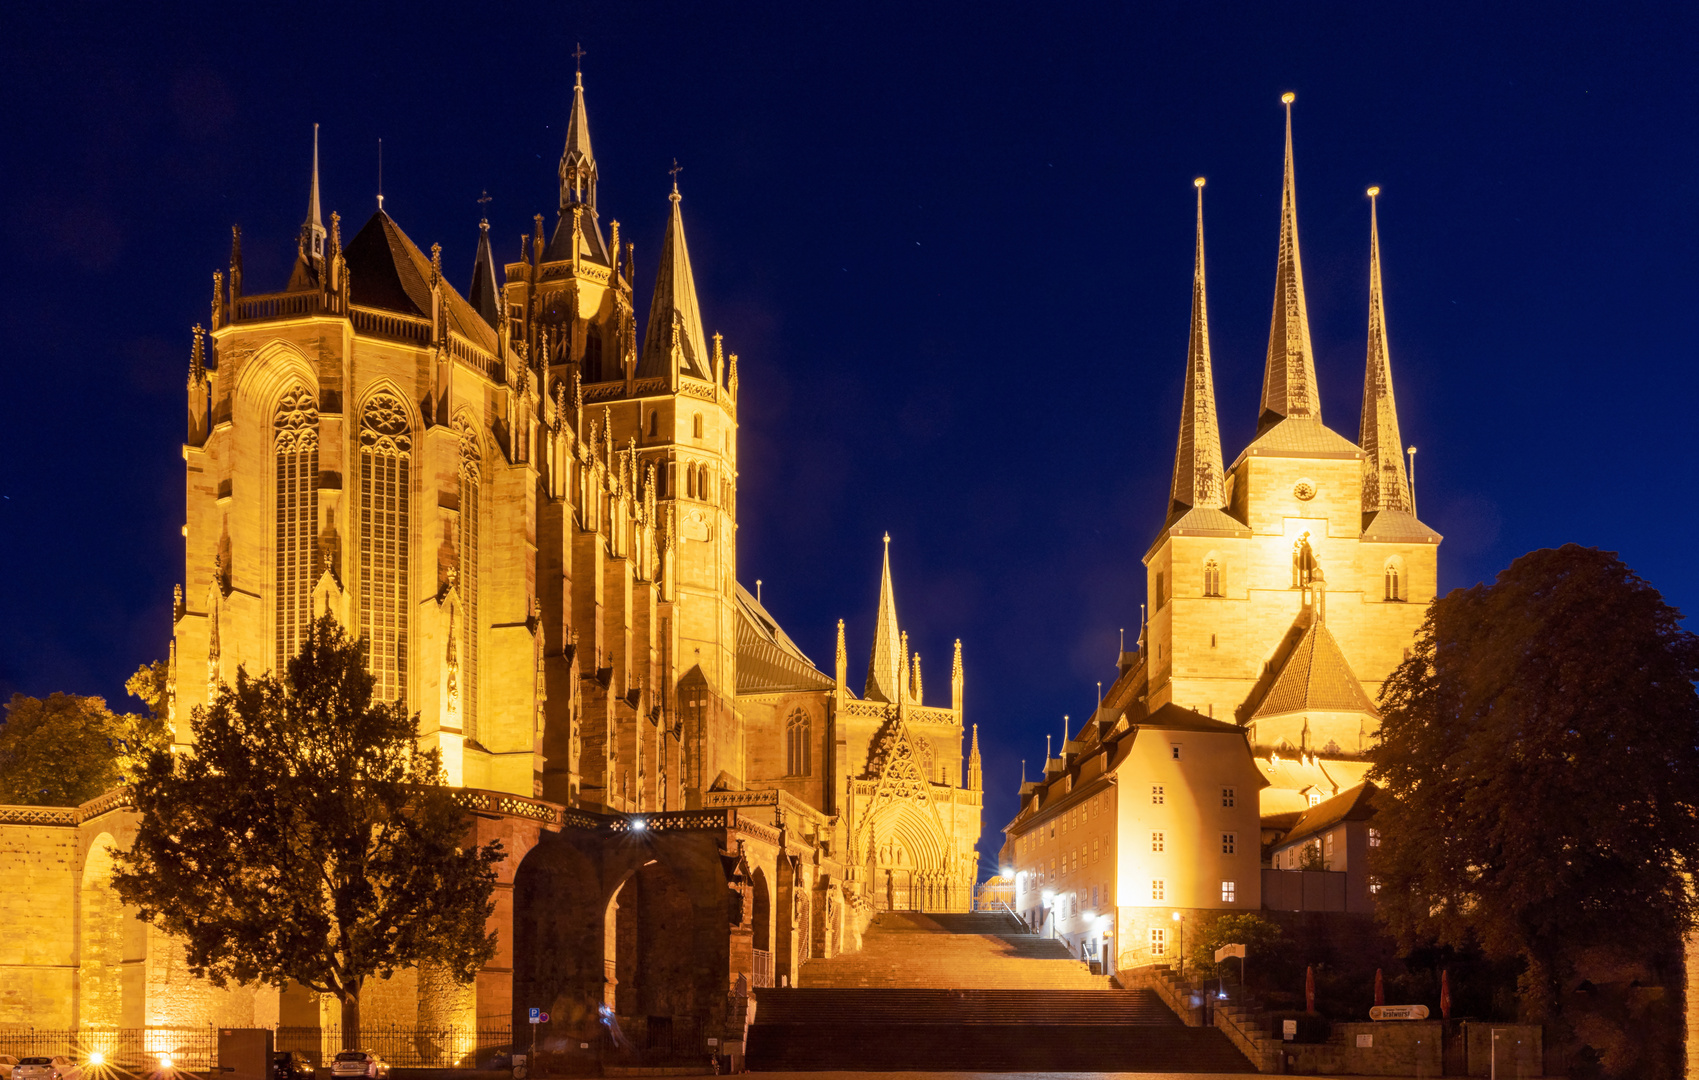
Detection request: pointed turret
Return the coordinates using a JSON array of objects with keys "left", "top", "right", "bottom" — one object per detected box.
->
[
  {"left": 968, "top": 723, "right": 983, "bottom": 792},
  {"left": 545, "top": 63, "right": 609, "bottom": 264},
  {"left": 301, "top": 123, "right": 326, "bottom": 263},
  {"left": 1169, "top": 177, "right": 1227, "bottom": 522},
  {"left": 469, "top": 216, "right": 501, "bottom": 329},
  {"left": 1359, "top": 188, "right": 1413, "bottom": 514},
  {"left": 864, "top": 533, "right": 903, "bottom": 703},
  {"left": 1258, "top": 93, "right": 1321, "bottom": 436},
  {"left": 951, "top": 638, "right": 964, "bottom": 712},
  {"left": 637, "top": 182, "right": 711, "bottom": 381}
]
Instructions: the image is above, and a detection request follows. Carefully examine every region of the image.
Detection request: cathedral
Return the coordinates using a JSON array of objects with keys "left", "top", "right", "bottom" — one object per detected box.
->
[
  {"left": 1002, "top": 95, "right": 1441, "bottom": 969},
  {"left": 0, "top": 68, "right": 982, "bottom": 1044}
]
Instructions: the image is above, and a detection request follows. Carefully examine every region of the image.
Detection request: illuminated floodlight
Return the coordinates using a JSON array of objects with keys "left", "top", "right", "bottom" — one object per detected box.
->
[
  {"left": 1094, "top": 914, "right": 1111, "bottom": 929},
  {"left": 159, "top": 1054, "right": 174, "bottom": 1070},
  {"left": 89, "top": 1053, "right": 107, "bottom": 1067},
  {"left": 1083, "top": 910, "right": 1095, "bottom": 921},
  {"left": 1171, "top": 911, "right": 1182, "bottom": 921},
  {"left": 630, "top": 818, "right": 647, "bottom": 832},
  {"left": 1041, "top": 890, "right": 1055, "bottom": 906}
]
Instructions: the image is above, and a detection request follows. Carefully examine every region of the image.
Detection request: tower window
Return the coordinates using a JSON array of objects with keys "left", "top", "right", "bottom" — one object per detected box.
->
[
  {"left": 648, "top": 410, "right": 658, "bottom": 437},
  {"left": 1384, "top": 558, "right": 1404, "bottom": 601},
  {"left": 273, "top": 386, "right": 320, "bottom": 670},
  {"left": 1151, "top": 785, "right": 1164, "bottom": 805},
  {"left": 693, "top": 412, "right": 703, "bottom": 439},
  {"left": 1155, "top": 571, "right": 1167, "bottom": 609},
  {"left": 1151, "top": 831, "right": 1164, "bottom": 853},
  {"left": 1203, "top": 558, "right": 1222, "bottom": 597}
]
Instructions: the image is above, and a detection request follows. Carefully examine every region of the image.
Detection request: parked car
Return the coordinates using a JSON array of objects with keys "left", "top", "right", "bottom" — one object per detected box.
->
[
  {"left": 273, "top": 1052, "right": 315, "bottom": 1080},
  {"left": 11, "top": 1059, "right": 58, "bottom": 1080},
  {"left": 329, "top": 1052, "right": 387, "bottom": 1080}
]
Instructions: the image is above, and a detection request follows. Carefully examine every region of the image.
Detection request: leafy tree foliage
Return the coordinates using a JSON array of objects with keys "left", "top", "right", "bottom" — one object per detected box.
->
[
  {"left": 1188, "top": 911, "right": 1282, "bottom": 980},
  {"left": 0, "top": 693, "right": 128, "bottom": 805},
  {"left": 1369, "top": 546, "right": 1699, "bottom": 1036},
  {"left": 110, "top": 615, "right": 504, "bottom": 1041}
]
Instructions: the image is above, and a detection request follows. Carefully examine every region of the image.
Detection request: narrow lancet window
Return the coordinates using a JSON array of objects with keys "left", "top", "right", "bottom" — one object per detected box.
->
[
  {"left": 359, "top": 393, "right": 412, "bottom": 703},
  {"left": 457, "top": 423, "right": 481, "bottom": 740},
  {"left": 274, "top": 387, "right": 320, "bottom": 669},
  {"left": 786, "top": 708, "right": 812, "bottom": 777}
]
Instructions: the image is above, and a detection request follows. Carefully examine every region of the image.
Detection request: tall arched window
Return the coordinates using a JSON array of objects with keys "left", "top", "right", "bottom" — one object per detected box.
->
[
  {"left": 686, "top": 463, "right": 696, "bottom": 499},
  {"left": 274, "top": 387, "right": 319, "bottom": 669},
  {"left": 786, "top": 708, "right": 811, "bottom": 777},
  {"left": 1203, "top": 558, "right": 1222, "bottom": 598},
  {"left": 692, "top": 413, "right": 703, "bottom": 439},
  {"left": 648, "top": 410, "right": 658, "bottom": 437},
  {"left": 359, "top": 393, "right": 412, "bottom": 703},
  {"left": 1384, "top": 557, "right": 1404, "bottom": 602},
  {"left": 457, "top": 423, "right": 481, "bottom": 741}
]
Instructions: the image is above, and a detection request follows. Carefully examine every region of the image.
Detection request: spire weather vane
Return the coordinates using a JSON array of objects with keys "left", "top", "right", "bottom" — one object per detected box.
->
[{"left": 572, "top": 42, "right": 587, "bottom": 73}]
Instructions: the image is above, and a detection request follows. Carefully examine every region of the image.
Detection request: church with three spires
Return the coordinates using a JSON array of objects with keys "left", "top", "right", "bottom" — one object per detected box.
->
[
  {"left": 0, "top": 66, "right": 982, "bottom": 1040},
  {"left": 1002, "top": 95, "right": 1441, "bottom": 970}
]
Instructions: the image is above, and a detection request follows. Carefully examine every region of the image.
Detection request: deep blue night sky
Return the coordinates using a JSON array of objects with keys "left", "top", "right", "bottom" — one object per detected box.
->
[{"left": 3, "top": 2, "right": 1695, "bottom": 866}]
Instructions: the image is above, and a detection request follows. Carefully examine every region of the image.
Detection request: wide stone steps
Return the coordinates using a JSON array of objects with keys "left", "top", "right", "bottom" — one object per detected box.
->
[{"left": 747, "top": 912, "right": 1254, "bottom": 1073}]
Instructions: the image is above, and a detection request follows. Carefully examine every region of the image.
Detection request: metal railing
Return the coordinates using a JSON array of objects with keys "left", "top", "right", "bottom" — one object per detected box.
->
[
  {"left": 752, "top": 948, "right": 775, "bottom": 988},
  {"left": 0, "top": 1029, "right": 219, "bottom": 1070},
  {"left": 277, "top": 1025, "right": 512, "bottom": 1067}
]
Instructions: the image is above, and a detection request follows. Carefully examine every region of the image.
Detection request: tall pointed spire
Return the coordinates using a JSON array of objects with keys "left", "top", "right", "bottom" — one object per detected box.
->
[
  {"left": 1258, "top": 93, "right": 1321, "bottom": 435},
  {"left": 469, "top": 196, "right": 500, "bottom": 329},
  {"left": 301, "top": 123, "right": 326, "bottom": 263},
  {"left": 637, "top": 177, "right": 711, "bottom": 380},
  {"left": 864, "top": 533, "right": 903, "bottom": 703},
  {"left": 559, "top": 49, "right": 597, "bottom": 213},
  {"left": 1360, "top": 187, "right": 1413, "bottom": 514},
  {"left": 968, "top": 723, "right": 983, "bottom": 792},
  {"left": 1169, "top": 177, "right": 1227, "bottom": 520}
]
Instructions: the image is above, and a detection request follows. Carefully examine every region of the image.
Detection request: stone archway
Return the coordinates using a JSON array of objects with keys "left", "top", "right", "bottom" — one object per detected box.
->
[
  {"left": 511, "top": 832, "right": 604, "bottom": 1036},
  {"left": 609, "top": 859, "right": 695, "bottom": 1022},
  {"left": 749, "top": 868, "right": 772, "bottom": 986},
  {"left": 79, "top": 834, "right": 139, "bottom": 1028}
]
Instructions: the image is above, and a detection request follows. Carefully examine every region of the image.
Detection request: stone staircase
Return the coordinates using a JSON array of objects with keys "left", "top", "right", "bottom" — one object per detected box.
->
[{"left": 746, "top": 911, "right": 1254, "bottom": 1072}]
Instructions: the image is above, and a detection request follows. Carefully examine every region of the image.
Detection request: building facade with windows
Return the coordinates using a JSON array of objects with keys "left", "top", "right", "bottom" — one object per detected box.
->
[
  {"left": 0, "top": 69, "right": 981, "bottom": 1041},
  {"left": 1004, "top": 705, "right": 1265, "bottom": 973}
]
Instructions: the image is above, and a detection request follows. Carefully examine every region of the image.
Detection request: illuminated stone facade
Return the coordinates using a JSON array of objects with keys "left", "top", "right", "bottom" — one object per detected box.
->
[
  {"left": 1004, "top": 99, "right": 1439, "bottom": 967},
  {"left": 0, "top": 71, "right": 980, "bottom": 1038}
]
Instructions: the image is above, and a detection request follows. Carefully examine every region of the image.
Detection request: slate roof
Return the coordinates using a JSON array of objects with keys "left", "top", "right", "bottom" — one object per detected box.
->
[
  {"left": 1361, "top": 508, "right": 1442, "bottom": 544},
  {"left": 1241, "top": 415, "right": 1363, "bottom": 459},
  {"left": 343, "top": 210, "right": 499, "bottom": 354},
  {"left": 1251, "top": 618, "right": 1379, "bottom": 719},
  {"left": 734, "top": 583, "right": 834, "bottom": 695}
]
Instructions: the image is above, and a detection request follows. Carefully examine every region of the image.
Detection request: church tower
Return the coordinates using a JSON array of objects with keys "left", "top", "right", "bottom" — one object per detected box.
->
[{"left": 1141, "top": 96, "right": 1441, "bottom": 813}]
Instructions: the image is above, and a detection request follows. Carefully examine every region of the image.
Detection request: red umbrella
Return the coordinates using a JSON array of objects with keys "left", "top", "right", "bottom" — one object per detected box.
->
[
  {"left": 1305, "top": 965, "right": 1316, "bottom": 1013},
  {"left": 1440, "top": 968, "right": 1451, "bottom": 1020},
  {"left": 1374, "top": 968, "right": 1385, "bottom": 1007}
]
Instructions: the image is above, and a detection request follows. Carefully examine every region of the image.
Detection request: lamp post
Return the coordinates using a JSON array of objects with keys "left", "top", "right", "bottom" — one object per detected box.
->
[{"left": 1172, "top": 911, "right": 1186, "bottom": 979}]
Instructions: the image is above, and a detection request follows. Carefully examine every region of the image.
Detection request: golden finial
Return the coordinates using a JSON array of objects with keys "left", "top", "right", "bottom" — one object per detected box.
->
[
  {"left": 1281, "top": 91, "right": 1296, "bottom": 105},
  {"left": 1193, "top": 177, "right": 1205, "bottom": 189},
  {"left": 1367, "top": 185, "right": 1381, "bottom": 198}
]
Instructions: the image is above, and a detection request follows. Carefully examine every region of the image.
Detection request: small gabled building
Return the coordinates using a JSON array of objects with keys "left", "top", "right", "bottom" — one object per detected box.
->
[
  {"left": 1266, "top": 780, "right": 1382, "bottom": 913},
  {"left": 1003, "top": 703, "right": 1265, "bottom": 975}
]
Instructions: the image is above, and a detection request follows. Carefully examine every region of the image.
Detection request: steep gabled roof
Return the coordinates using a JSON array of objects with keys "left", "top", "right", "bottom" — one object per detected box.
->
[
  {"left": 1274, "top": 781, "right": 1380, "bottom": 848},
  {"left": 1252, "top": 617, "right": 1379, "bottom": 719},
  {"left": 735, "top": 583, "right": 834, "bottom": 695},
  {"left": 1361, "top": 508, "right": 1442, "bottom": 544},
  {"left": 343, "top": 210, "right": 499, "bottom": 353},
  {"left": 637, "top": 189, "right": 711, "bottom": 381}
]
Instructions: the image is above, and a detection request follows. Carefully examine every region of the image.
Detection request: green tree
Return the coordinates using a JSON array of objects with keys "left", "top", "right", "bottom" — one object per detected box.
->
[
  {"left": 1189, "top": 911, "right": 1283, "bottom": 981},
  {"left": 110, "top": 615, "right": 504, "bottom": 1043},
  {"left": 1369, "top": 545, "right": 1699, "bottom": 1066},
  {"left": 0, "top": 692, "right": 127, "bottom": 805}
]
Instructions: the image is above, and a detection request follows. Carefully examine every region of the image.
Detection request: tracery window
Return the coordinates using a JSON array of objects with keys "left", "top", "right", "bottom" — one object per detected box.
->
[
  {"left": 274, "top": 387, "right": 320, "bottom": 670},
  {"left": 457, "top": 423, "right": 481, "bottom": 740},
  {"left": 1384, "top": 557, "right": 1404, "bottom": 601},
  {"left": 1203, "top": 558, "right": 1222, "bottom": 597},
  {"left": 785, "top": 708, "right": 811, "bottom": 777},
  {"left": 359, "top": 393, "right": 412, "bottom": 704}
]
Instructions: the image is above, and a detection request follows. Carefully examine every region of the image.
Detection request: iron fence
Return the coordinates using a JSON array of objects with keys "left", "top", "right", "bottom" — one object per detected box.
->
[
  {"left": 277, "top": 1026, "right": 513, "bottom": 1068},
  {"left": 0, "top": 1029, "right": 220, "bottom": 1071}
]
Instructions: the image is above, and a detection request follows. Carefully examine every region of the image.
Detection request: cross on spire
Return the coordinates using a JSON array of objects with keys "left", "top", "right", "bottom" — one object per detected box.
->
[{"left": 669, "top": 157, "right": 683, "bottom": 195}]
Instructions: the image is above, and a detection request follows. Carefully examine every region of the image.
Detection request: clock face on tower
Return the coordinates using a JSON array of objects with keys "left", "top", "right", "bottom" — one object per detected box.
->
[{"left": 1293, "top": 479, "right": 1317, "bottom": 501}]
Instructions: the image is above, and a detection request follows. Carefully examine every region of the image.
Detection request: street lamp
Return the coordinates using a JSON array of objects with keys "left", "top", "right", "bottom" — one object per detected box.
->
[
  {"left": 1172, "top": 911, "right": 1186, "bottom": 979},
  {"left": 1042, "top": 890, "right": 1056, "bottom": 938}
]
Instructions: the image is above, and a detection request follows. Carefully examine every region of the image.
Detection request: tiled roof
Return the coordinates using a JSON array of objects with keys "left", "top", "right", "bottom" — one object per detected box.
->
[
  {"left": 1273, "top": 781, "right": 1379, "bottom": 848},
  {"left": 734, "top": 583, "right": 834, "bottom": 695},
  {"left": 1252, "top": 618, "right": 1379, "bottom": 719},
  {"left": 1241, "top": 415, "right": 1362, "bottom": 459},
  {"left": 343, "top": 211, "right": 499, "bottom": 354},
  {"left": 1361, "top": 508, "right": 1442, "bottom": 544}
]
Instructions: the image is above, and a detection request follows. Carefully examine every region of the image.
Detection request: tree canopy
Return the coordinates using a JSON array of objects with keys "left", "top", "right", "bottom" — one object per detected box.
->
[
  {"left": 1369, "top": 545, "right": 1699, "bottom": 1031},
  {"left": 110, "top": 615, "right": 504, "bottom": 1040},
  {"left": 0, "top": 663, "right": 173, "bottom": 807}
]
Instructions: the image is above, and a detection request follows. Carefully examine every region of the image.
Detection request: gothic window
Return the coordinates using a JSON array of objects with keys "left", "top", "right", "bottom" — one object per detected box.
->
[
  {"left": 1203, "top": 557, "right": 1222, "bottom": 597},
  {"left": 699, "top": 465, "right": 710, "bottom": 503},
  {"left": 693, "top": 412, "right": 703, "bottom": 439},
  {"left": 583, "top": 327, "right": 604, "bottom": 381},
  {"left": 457, "top": 424, "right": 481, "bottom": 741},
  {"left": 1155, "top": 571, "right": 1167, "bottom": 609},
  {"left": 273, "top": 387, "right": 320, "bottom": 670},
  {"left": 686, "top": 465, "right": 696, "bottom": 499},
  {"left": 1384, "top": 557, "right": 1405, "bottom": 601},
  {"left": 648, "top": 410, "right": 658, "bottom": 437},
  {"left": 359, "top": 393, "right": 412, "bottom": 704},
  {"left": 785, "top": 708, "right": 811, "bottom": 777}
]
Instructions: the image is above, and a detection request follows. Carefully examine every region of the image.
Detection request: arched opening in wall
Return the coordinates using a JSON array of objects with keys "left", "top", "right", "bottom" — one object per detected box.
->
[
  {"left": 750, "top": 868, "right": 773, "bottom": 987},
  {"left": 685, "top": 466, "right": 695, "bottom": 500},
  {"left": 785, "top": 709, "right": 811, "bottom": 777},
  {"left": 358, "top": 392, "right": 412, "bottom": 704},
  {"left": 609, "top": 860, "right": 697, "bottom": 1027},
  {"left": 274, "top": 387, "right": 320, "bottom": 670},
  {"left": 512, "top": 834, "right": 604, "bottom": 1031},
  {"left": 692, "top": 413, "right": 703, "bottom": 440},
  {"left": 79, "top": 836, "right": 136, "bottom": 1028},
  {"left": 698, "top": 466, "right": 710, "bottom": 504},
  {"left": 648, "top": 411, "right": 658, "bottom": 437},
  {"left": 1384, "top": 557, "right": 1405, "bottom": 602}
]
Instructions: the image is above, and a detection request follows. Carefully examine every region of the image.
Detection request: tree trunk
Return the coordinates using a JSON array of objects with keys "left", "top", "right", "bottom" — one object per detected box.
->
[{"left": 340, "top": 988, "right": 361, "bottom": 1050}]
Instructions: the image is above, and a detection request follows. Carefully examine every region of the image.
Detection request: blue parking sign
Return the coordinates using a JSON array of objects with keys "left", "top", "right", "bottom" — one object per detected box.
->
[{"left": 529, "top": 1007, "right": 540, "bottom": 1024}]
